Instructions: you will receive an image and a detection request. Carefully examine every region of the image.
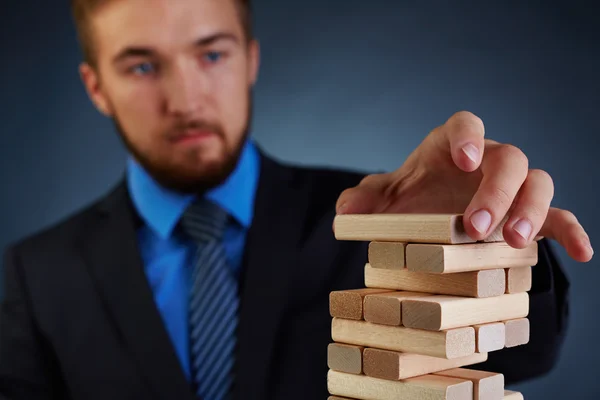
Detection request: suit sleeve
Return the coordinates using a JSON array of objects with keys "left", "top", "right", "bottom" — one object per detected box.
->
[
  {"left": 0, "top": 246, "right": 59, "bottom": 400},
  {"left": 472, "top": 238, "right": 570, "bottom": 384}
]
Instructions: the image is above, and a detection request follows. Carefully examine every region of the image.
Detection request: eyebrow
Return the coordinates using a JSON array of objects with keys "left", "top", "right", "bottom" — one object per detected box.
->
[{"left": 112, "top": 32, "right": 241, "bottom": 64}]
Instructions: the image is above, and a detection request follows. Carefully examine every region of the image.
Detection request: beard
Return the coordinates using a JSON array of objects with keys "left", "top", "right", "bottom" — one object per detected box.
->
[{"left": 113, "top": 93, "right": 253, "bottom": 195}]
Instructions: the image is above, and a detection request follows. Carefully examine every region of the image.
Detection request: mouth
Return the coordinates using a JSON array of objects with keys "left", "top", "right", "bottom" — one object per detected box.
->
[{"left": 170, "top": 129, "right": 217, "bottom": 144}]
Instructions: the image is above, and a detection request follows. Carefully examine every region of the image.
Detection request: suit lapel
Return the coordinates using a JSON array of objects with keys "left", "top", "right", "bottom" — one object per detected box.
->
[
  {"left": 77, "top": 150, "right": 310, "bottom": 400},
  {"left": 234, "top": 151, "right": 312, "bottom": 400},
  {"left": 79, "top": 182, "right": 196, "bottom": 400}
]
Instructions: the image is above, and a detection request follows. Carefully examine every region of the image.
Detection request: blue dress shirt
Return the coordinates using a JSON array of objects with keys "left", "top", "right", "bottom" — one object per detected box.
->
[{"left": 126, "top": 139, "right": 260, "bottom": 380}]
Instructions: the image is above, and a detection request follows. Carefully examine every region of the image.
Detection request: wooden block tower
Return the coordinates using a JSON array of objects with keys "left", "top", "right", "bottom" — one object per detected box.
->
[{"left": 328, "top": 214, "right": 534, "bottom": 400}]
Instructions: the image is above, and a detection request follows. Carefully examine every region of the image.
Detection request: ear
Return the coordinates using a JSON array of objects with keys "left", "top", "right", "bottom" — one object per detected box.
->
[
  {"left": 79, "top": 63, "right": 114, "bottom": 117},
  {"left": 247, "top": 39, "right": 260, "bottom": 86}
]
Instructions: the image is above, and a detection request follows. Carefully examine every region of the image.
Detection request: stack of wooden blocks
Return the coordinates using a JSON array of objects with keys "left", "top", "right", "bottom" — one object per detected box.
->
[{"left": 328, "top": 214, "right": 536, "bottom": 400}]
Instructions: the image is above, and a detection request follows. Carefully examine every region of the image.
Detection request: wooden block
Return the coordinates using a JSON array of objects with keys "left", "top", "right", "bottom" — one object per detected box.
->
[
  {"left": 474, "top": 323, "right": 506, "bottom": 353},
  {"left": 402, "top": 293, "right": 529, "bottom": 331},
  {"left": 504, "top": 318, "right": 530, "bottom": 348},
  {"left": 406, "top": 242, "right": 538, "bottom": 274},
  {"left": 435, "top": 368, "right": 504, "bottom": 400},
  {"left": 368, "top": 241, "right": 406, "bottom": 269},
  {"left": 505, "top": 267, "right": 532, "bottom": 293},
  {"left": 334, "top": 213, "right": 505, "bottom": 244},
  {"left": 331, "top": 318, "right": 475, "bottom": 359},
  {"left": 365, "top": 263, "right": 506, "bottom": 298},
  {"left": 328, "top": 397, "right": 356, "bottom": 400},
  {"left": 327, "top": 343, "right": 363, "bottom": 375},
  {"left": 328, "top": 369, "right": 473, "bottom": 400},
  {"left": 363, "top": 291, "right": 432, "bottom": 326},
  {"left": 363, "top": 348, "right": 488, "bottom": 380},
  {"left": 503, "top": 390, "right": 524, "bottom": 399},
  {"left": 329, "top": 288, "right": 392, "bottom": 320}
]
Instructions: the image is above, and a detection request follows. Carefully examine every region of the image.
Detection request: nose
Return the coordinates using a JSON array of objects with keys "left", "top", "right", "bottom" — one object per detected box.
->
[{"left": 164, "top": 59, "right": 209, "bottom": 116}]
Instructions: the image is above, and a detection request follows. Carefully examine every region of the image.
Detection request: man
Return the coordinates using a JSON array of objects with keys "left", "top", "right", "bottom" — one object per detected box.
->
[{"left": 0, "top": 0, "right": 592, "bottom": 399}]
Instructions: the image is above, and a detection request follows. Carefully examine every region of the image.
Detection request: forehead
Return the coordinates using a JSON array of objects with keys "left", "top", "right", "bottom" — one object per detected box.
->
[{"left": 91, "top": 0, "right": 243, "bottom": 59}]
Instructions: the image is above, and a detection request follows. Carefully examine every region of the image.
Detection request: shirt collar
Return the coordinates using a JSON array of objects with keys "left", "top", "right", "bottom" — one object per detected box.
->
[{"left": 127, "top": 138, "right": 260, "bottom": 239}]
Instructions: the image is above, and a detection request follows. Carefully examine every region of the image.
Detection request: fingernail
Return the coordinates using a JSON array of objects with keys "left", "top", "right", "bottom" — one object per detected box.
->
[
  {"left": 462, "top": 143, "right": 479, "bottom": 163},
  {"left": 471, "top": 209, "right": 492, "bottom": 233},
  {"left": 513, "top": 219, "right": 532, "bottom": 240},
  {"left": 337, "top": 203, "right": 348, "bottom": 215}
]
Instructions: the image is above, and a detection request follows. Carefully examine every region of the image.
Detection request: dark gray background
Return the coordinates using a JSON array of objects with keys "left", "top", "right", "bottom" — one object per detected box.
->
[{"left": 1, "top": 1, "right": 599, "bottom": 398}]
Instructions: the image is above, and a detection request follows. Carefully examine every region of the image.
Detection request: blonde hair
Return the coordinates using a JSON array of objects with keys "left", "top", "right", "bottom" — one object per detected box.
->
[{"left": 70, "top": 0, "right": 253, "bottom": 68}]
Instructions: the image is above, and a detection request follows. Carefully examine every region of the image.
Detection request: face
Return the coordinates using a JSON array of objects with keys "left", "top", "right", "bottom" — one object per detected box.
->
[{"left": 80, "top": 0, "right": 260, "bottom": 193}]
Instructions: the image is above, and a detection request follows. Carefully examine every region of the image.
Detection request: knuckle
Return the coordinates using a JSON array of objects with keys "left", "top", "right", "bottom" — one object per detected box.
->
[
  {"left": 526, "top": 203, "right": 546, "bottom": 219},
  {"left": 551, "top": 208, "right": 579, "bottom": 231},
  {"left": 529, "top": 168, "right": 553, "bottom": 184},
  {"left": 337, "top": 187, "right": 355, "bottom": 201},
  {"left": 529, "top": 168, "right": 555, "bottom": 195},
  {"left": 528, "top": 168, "right": 551, "bottom": 181},
  {"left": 499, "top": 144, "right": 529, "bottom": 170},
  {"left": 559, "top": 208, "right": 578, "bottom": 225},
  {"left": 360, "top": 172, "right": 393, "bottom": 189},
  {"left": 488, "top": 185, "right": 513, "bottom": 208},
  {"left": 359, "top": 174, "right": 381, "bottom": 187}
]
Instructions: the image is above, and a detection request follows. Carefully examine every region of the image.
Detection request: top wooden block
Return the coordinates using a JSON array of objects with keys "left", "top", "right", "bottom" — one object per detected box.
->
[{"left": 334, "top": 214, "right": 504, "bottom": 244}]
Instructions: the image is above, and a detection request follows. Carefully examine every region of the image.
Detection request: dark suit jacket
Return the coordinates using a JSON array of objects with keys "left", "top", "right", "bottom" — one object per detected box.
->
[{"left": 0, "top": 150, "right": 570, "bottom": 400}]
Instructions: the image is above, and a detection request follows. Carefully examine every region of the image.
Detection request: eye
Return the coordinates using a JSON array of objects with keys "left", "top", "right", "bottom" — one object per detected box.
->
[
  {"left": 204, "top": 51, "right": 224, "bottom": 63},
  {"left": 130, "top": 62, "right": 156, "bottom": 75}
]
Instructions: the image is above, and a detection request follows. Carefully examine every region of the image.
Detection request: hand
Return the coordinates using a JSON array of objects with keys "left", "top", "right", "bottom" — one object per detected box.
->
[{"left": 335, "top": 111, "right": 594, "bottom": 263}]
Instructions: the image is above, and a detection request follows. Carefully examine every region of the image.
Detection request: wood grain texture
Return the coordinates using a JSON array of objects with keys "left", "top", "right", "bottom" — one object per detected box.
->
[
  {"left": 505, "top": 267, "right": 532, "bottom": 293},
  {"left": 329, "top": 288, "right": 392, "bottom": 320},
  {"left": 504, "top": 318, "right": 530, "bottom": 348},
  {"left": 364, "top": 263, "right": 506, "bottom": 298},
  {"left": 474, "top": 322, "right": 506, "bottom": 353},
  {"left": 327, "top": 343, "right": 364, "bottom": 374},
  {"left": 363, "top": 348, "right": 488, "bottom": 380},
  {"left": 435, "top": 368, "right": 504, "bottom": 400},
  {"left": 402, "top": 293, "right": 530, "bottom": 331},
  {"left": 368, "top": 241, "right": 406, "bottom": 269},
  {"left": 363, "top": 291, "right": 432, "bottom": 326},
  {"left": 331, "top": 318, "right": 475, "bottom": 359},
  {"left": 328, "top": 369, "right": 473, "bottom": 400},
  {"left": 503, "top": 390, "right": 524, "bottom": 399},
  {"left": 334, "top": 213, "right": 505, "bottom": 244},
  {"left": 406, "top": 242, "right": 538, "bottom": 273}
]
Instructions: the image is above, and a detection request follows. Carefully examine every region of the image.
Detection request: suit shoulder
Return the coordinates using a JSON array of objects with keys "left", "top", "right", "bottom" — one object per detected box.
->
[
  {"left": 265, "top": 155, "right": 370, "bottom": 199},
  {"left": 5, "top": 183, "right": 123, "bottom": 258},
  {"left": 300, "top": 164, "right": 368, "bottom": 194},
  {"left": 262, "top": 155, "right": 372, "bottom": 235}
]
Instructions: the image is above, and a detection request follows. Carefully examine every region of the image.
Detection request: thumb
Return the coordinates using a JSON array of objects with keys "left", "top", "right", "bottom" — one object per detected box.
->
[{"left": 335, "top": 173, "right": 392, "bottom": 215}]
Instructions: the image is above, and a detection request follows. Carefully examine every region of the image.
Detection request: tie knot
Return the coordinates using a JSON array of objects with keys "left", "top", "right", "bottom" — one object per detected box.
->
[{"left": 180, "top": 198, "right": 229, "bottom": 243}]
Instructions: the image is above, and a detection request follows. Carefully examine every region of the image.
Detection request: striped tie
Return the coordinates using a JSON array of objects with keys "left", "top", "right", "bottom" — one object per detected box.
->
[{"left": 180, "top": 199, "right": 238, "bottom": 400}]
